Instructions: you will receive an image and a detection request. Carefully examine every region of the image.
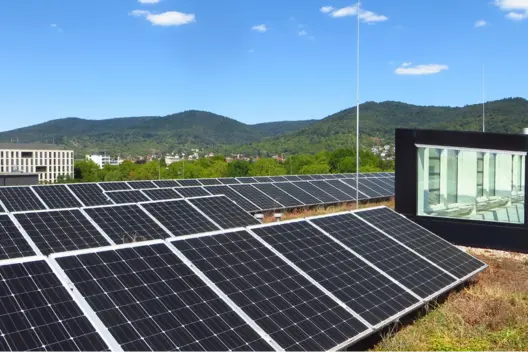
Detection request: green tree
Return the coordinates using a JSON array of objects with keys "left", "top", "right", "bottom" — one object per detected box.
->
[
  {"left": 286, "top": 154, "right": 316, "bottom": 175},
  {"left": 74, "top": 160, "right": 101, "bottom": 182},
  {"left": 201, "top": 160, "right": 228, "bottom": 178},
  {"left": 299, "top": 163, "right": 330, "bottom": 174},
  {"left": 227, "top": 160, "right": 250, "bottom": 177},
  {"left": 338, "top": 157, "right": 355, "bottom": 173},
  {"left": 329, "top": 149, "right": 355, "bottom": 172},
  {"left": 249, "top": 158, "right": 286, "bottom": 176}
]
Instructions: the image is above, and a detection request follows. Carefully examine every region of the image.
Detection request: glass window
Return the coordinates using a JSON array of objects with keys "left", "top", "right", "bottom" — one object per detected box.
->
[{"left": 417, "top": 146, "right": 525, "bottom": 224}]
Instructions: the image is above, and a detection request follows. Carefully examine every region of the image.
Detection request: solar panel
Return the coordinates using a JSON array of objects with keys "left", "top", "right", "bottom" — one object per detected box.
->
[
  {"left": 173, "top": 186, "right": 210, "bottom": 198},
  {"left": 292, "top": 181, "right": 339, "bottom": 204},
  {"left": 177, "top": 179, "right": 201, "bottom": 187},
  {"left": 375, "top": 178, "right": 395, "bottom": 192},
  {"left": 217, "top": 178, "right": 240, "bottom": 185},
  {"left": 251, "top": 221, "right": 422, "bottom": 326},
  {"left": 283, "top": 175, "right": 302, "bottom": 181},
  {"left": 152, "top": 180, "right": 180, "bottom": 188},
  {"left": 127, "top": 181, "right": 158, "bottom": 189},
  {"left": 339, "top": 179, "right": 380, "bottom": 199},
  {"left": 360, "top": 179, "right": 393, "bottom": 196},
  {"left": 99, "top": 182, "right": 132, "bottom": 191},
  {"left": 309, "top": 181, "right": 353, "bottom": 202},
  {"left": 197, "top": 178, "right": 222, "bottom": 185},
  {"left": 273, "top": 183, "right": 322, "bottom": 205},
  {"left": 68, "top": 183, "right": 113, "bottom": 206},
  {"left": 310, "top": 213, "right": 457, "bottom": 299},
  {"left": 0, "top": 187, "right": 47, "bottom": 212},
  {"left": 0, "top": 258, "right": 109, "bottom": 351},
  {"left": 32, "top": 185, "right": 83, "bottom": 209},
  {"left": 309, "top": 174, "right": 326, "bottom": 180},
  {"left": 253, "top": 184, "right": 304, "bottom": 208},
  {"left": 202, "top": 186, "right": 261, "bottom": 212},
  {"left": 188, "top": 196, "right": 260, "bottom": 229},
  {"left": 142, "top": 188, "right": 182, "bottom": 201},
  {"left": 269, "top": 176, "right": 288, "bottom": 182},
  {"left": 355, "top": 207, "right": 487, "bottom": 279},
  {"left": 236, "top": 177, "right": 258, "bottom": 184},
  {"left": 141, "top": 200, "right": 220, "bottom": 237},
  {"left": 55, "top": 244, "right": 272, "bottom": 351},
  {"left": 333, "top": 174, "right": 347, "bottom": 179},
  {"left": 173, "top": 230, "right": 370, "bottom": 351},
  {"left": 84, "top": 205, "right": 169, "bottom": 244},
  {"left": 322, "top": 174, "right": 339, "bottom": 179},
  {"left": 230, "top": 184, "right": 281, "bottom": 211},
  {"left": 325, "top": 180, "right": 363, "bottom": 200},
  {"left": 105, "top": 190, "right": 150, "bottom": 204},
  {"left": 0, "top": 214, "right": 36, "bottom": 259},
  {"left": 14, "top": 210, "right": 111, "bottom": 255},
  {"left": 253, "top": 176, "right": 274, "bottom": 183},
  {"left": 296, "top": 175, "right": 314, "bottom": 180}
]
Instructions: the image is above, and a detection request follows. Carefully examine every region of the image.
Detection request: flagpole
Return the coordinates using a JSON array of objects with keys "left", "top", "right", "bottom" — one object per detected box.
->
[{"left": 355, "top": 1, "right": 360, "bottom": 209}]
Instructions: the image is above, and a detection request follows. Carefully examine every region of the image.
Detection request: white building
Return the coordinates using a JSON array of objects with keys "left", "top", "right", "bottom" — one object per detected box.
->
[
  {"left": 165, "top": 154, "right": 181, "bottom": 166},
  {"left": 86, "top": 152, "right": 122, "bottom": 169},
  {"left": 0, "top": 143, "right": 74, "bottom": 183}
]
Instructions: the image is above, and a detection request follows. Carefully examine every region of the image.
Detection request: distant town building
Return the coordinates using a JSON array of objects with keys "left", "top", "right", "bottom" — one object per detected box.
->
[
  {"left": 165, "top": 154, "right": 181, "bottom": 166},
  {"left": 0, "top": 143, "right": 74, "bottom": 183},
  {"left": 86, "top": 152, "right": 122, "bottom": 169}
]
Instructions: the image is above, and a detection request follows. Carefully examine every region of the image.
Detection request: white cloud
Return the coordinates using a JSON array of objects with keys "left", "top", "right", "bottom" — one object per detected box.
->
[
  {"left": 474, "top": 19, "right": 488, "bottom": 27},
  {"left": 320, "top": 6, "right": 334, "bottom": 13},
  {"left": 50, "top": 23, "right": 63, "bottom": 32},
  {"left": 251, "top": 24, "right": 267, "bottom": 32},
  {"left": 138, "top": 0, "right": 160, "bottom": 3},
  {"left": 494, "top": 0, "right": 528, "bottom": 20},
  {"left": 395, "top": 63, "right": 448, "bottom": 75},
  {"left": 402, "top": 62, "right": 412, "bottom": 67},
  {"left": 298, "top": 30, "right": 308, "bottom": 36},
  {"left": 323, "top": 4, "right": 388, "bottom": 23},
  {"left": 130, "top": 10, "right": 195, "bottom": 26}
]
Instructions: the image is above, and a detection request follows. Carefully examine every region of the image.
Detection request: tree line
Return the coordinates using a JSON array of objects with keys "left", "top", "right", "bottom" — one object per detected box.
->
[{"left": 59, "top": 148, "right": 394, "bottom": 183}]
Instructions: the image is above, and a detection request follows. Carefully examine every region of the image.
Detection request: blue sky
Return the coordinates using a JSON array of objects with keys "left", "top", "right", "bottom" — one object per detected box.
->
[{"left": 1, "top": 0, "right": 527, "bottom": 132}]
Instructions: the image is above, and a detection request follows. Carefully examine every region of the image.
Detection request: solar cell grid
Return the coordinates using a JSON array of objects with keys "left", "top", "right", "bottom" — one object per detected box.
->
[
  {"left": 105, "top": 190, "right": 150, "bottom": 204},
  {"left": 273, "top": 182, "right": 322, "bottom": 205},
  {"left": 197, "top": 178, "right": 222, "bottom": 185},
  {"left": 188, "top": 196, "right": 260, "bottom": 229},
  {"left": 283, "top": 176, "right": 302, "bottom": 181},
  {"left": 68, "top": 184, "right": 113, "bottom": 207},
  {"left": 141, "top": 200, "right": 220, "bottom": 237},
  {"left": 251, "top": 221, "right": 422, "bottom": 326},
  {"left": 358, "top": 179, "right": 392, "bottom": 197},
  {"left": 269, "top": 176, "right": 288, "bottom": 182},
  {"left": 152, "top": 180, "right": 180, "bottom": 188},
  {"left": 325, "top": 180, "right": 362, "bottom": 200},
  {"left": 142, "top": 188, "right": 182, "bottom": 201},
  {"left": 0, "top": 259, "right": 109, "bottom": 351},
  {"left": 217, "top": 178, "right": 240, "bottom": 185},
  {"left": 339, "top": 179, "right": 381, "bottom": 199},
  {"left": 32, "top": 185, "right": 83, "bottom": 209},
  {"left": 127, "top": 181, "right": 158, "bottom": 189},
  {"left": 310, "top": 214, "right": 457, "bottom": 299},
  {"left": 308, "top": 181, "right": 352, "bottom": 202},
  {"left": 292, "top": 181, "right": 338, "bottom": 204},
  {"left": 177, "top": 179, "right": 201, "bottom": 187},
  {"left": 98, "top": 182, "right": 131, "bottom": 191},
  {"left": 236, "top": 177, "right": 258, "bottom": 184},
  {"left": 355, "top": 207, "right": 486, "bottom": 279},
  {"left": 202, "top": 186, "right": 261, "bottom": 212},
  {"left": 230, "top": 185, "right": 281, "bottom": 211},
  {"left": 296, "top": 175, "right": 314, "bottom": 180},
  {"left": 173, "top": 230, "right": 369, "bottom": 351},
  {"left": 253, "top": 176, "right": 274, "bottom": 183},
  {"left": 55, "top": 244, "right": 272, "bottom": 351},
  {"left": 84, "top": 205, "right": 169, "bottom": 244},
  {"left": 14, "top": 210, "right": 111, "bottom": 255},
  {"left": 253, "top": 183, "right": 304, "bottom": 208},
  {"left": 173, "top": 186, "right": 210, "bottom": 198},
  {"left": 309, "top": 174, "right": 325, "bottom": 180},
  {"left": 0, "top": 214, "right": 36, "bottom": 259},
  {"left": 0, "top": 187, "right": 47, "bottom": 212}
]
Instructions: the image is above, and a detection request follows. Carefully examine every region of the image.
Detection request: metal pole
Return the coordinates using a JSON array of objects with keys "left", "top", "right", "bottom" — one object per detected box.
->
[
  {"left": 482, "top": 64, "right": 485, "bottom": 132},
  {"left": 355, "top": 1, "right": 360, "bottom": 209}
]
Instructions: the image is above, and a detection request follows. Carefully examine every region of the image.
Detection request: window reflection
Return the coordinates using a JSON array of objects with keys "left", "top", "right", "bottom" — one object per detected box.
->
[{"left": 417, "top": 147, "right": 525, "bottom": 224}]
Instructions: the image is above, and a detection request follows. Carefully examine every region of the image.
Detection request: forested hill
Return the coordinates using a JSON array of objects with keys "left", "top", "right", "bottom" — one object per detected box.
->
[{"left": 238, "top": 97, "right": 528, "bottom": 154}]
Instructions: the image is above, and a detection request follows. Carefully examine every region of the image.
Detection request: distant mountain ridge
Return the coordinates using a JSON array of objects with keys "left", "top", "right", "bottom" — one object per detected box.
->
[{"left": 1, "top": 98, "right": 527, "bottom": 156}]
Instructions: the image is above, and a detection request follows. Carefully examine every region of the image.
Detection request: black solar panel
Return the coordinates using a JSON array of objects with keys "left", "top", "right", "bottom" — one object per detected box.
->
[
  {"left": 142, "top": 188, "right": 182, "bottom": 201},
  {"left": 340, "top": 179, "right": 382, "bottom": 198},
  {"left": 253, "top": 184, "right": 304, "bottom": 208},
  {"left": 296, "top": 175, "right": 314, "bottom": 180},
  {"left": 84, "top": 205, "right": 169, "bottom": 244},
  {"left": 177, "top": 179, "right": 201, "bottom": 187},
  {"left": 141, "top": 200, "right": 220, "bottom": 237},
  {"left": 152, "top": 180, "right": 180, "bottom": 188},
  {"left": 188, "top": 196, "right": 260, "bottom": 229},
  {"left": 355, "top": 207, "right": 487, "bottom": 279},
  {"left": 230, "top": 184, "right": 282, "bottom": 210},
  {"left": 173, "top": 230, "right": 370, "bottom": 351},
  {"left": 0, "top": 259, "right": 109, "bottom": 351},
  {"left": 203, "top": 186, "right": 261, "bottom": 212},
  {"left": 0, "top": 187, "right": 47, "bottom": 212},
  {"left": 325, "top": 180, "right": 363, "bottom": 200},
  {"left": 309, "top": 181, "right": 353, "bottom": 202},
  {"left": 55, "top": 244, "right": 271, "bottom": 351},
  {"left": 283, "top": 175, "right": 302, "bottom": 181},
  {"left": 273, "top": 183, "right": 322, "bottom": 205},
  {"left": 197, "top": 178, "right": 222, "bottom": 185},
  {"left": 333, "top": 174, "right": 347, "bottom": 179},
  {"left": 322, "top": 174, "right": 339, "bottom": 179},
  {"left": 360, "top": 179, "right": 393, "bottom": 196},
  {"left": 105, "top": 190, "right": 150, "bottom": 204},
  {"left": 374, "top": 178, "right": 395, "bottom": 192},
  {"left": 32, "top": 185, "right": 83, "bottom": 209},
  {"left": 253, "top": 176, "right": 274, "bottom": 183},
  {"left": 173, "top": 186, "right": 210, "bottom": 198},
  {"left": 14, "top": 210, "right": 111, "bottom": 255},
  {"left": 0, "top": 214, "right": 36, "bottom": 259},
  {"left": 309, "top": 174, "right": 325, "bottom": 180},
  {"left": 127, "top": 181, "right": 158, "bottom": 189},
  {"left": 311, "top": 214, "right": 457, "bottom": 299},
  {"left": 269, "top": 176, "right": 288, "bottom": 182},
  {"left": 252, "top": 221, "right": 422, "bottom": 326},
  {"left": 99, "top": 182, "right": 132, "bottom": 191},
  {"left": 68, "top": 183, "right": 112, "bottom": 206},
  {"left": 217, "top": 178, "right": 240, "bottom": 185},
  {"left": 236, "top": 177, "right": 258, "bottom": 184},
  {"left": 293, "top": 181, "right": 339, "bottom": 203}
]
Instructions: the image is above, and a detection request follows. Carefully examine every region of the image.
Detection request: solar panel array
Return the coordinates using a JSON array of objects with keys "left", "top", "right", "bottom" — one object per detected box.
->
[{"left": 0, "top": 198, "right": 485, "bottom": 350}]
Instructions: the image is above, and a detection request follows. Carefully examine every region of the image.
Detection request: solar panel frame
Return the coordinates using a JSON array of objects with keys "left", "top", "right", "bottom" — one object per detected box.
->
[
  {"left": 202, "top": 185, "right": 261, "bottom": 212},
  {"left": 152, "top": 180, "right": 180, "bottom": 188},
  {"left": 197, "top": 178, "right": 222, "bottom": 185},
  {"left": 176, "top": 179, "right": 202, "bottom": 187},
  {"left": 309, "top": 174, "right": 326, "bottom": 180},
  {"left": 0, "top": 214, "right": 39, "bottom": 259},
  {"left": 173, "top": 186, "right": 211, "bottom": 198},
  {"left": 236, "top": 177, "right": 258, "bottom": 184},
  {"left": 268, "top": 176, "right": 288, "bottom": 182},
  {"left": 253, "top": 176, "right": 274, "bottom": 183},
  {"left": 67, "top": 183, "right": 114, "bottom": 207},
  {"left": 325, "top": 180, "right": 363, "bottom": 200},
  {"left": 282, "top": 175, "right": 302, "bottom": 181},
  {"left": 358, "top": 179, "right": 392, "bottom": 197},
  {"left": 104, "top": 190, "right": 151, "bottom": 204},
  {"left": 217, "top": 178, "right": 241, "bottom": 185},
  {"left": 308, "top": 181, "right": 353, "bottom": 202},
  {"left": 339, "top": 179, "right": 382, "bottom": 199},
  {"left": 187, "top": 195, "right": 261, "bottom": 229},
  {"left": 126, "top": 181, "right": 158, "bottom": 189},
  {"left": 98, "top": 182, "right": 132, "bottom": 191},
  {"left": 291, "top": 181, "right": 340, "bottom": 204},
  {"left": 32, "top": 184, "right": 83, "bottom": 209},
  {"left": 141, "top": 188, "right": 183, "bottom": 201},
  {"left": 295, "top": 175, "right": 314, "bottom": 180},
  {"left": 0, "top": 186, "right": 48, "bottom": 212},
  {"left": 230, "top": 184, "right": 283, "bottom": 211},
  {"left": 273, "top": 182, "right": 323, "bottom": 206},
  {"left": 252, "top": 183, "right": 305, "bottom": 208}
]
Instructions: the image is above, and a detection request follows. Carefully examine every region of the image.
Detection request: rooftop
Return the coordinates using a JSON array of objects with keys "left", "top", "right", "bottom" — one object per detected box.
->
[{"left": 0, "top": 142, "right": 70, "bottom": 151}]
